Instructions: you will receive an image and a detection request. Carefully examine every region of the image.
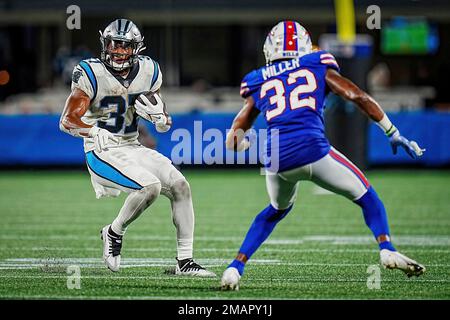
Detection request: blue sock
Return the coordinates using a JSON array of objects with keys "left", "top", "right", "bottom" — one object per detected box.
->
[
  {"left": 228, "top": 204, "right": 293, "bottom": 275},
  {"left": 354, "top": 187, "right": 396, "bottom": 252},
  {"left": 228, "top": 259, "right": 246, "bottom": 276},
  {"left": 379, "top": 241, "right": 396, "bottom": 251}
]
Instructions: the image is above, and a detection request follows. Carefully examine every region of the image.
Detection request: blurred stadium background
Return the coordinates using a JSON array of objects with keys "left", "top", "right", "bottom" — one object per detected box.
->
[
  {"left": 0, "top": 0, "right": 449, "bottom": 300},
  {"left": 0, "top": 0, "right": 449, "bottom": 168}
]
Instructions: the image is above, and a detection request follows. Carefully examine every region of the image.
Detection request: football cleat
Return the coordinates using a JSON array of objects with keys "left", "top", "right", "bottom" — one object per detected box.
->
[
  {"left": 175, "top": 258, "right": 216, "bottom": 277},
  {"left": 221, "top": 267, "right": 241, "bottom": 291},
  {"left": 380, "top": 249, "right": 426, "bottom": 277},
  {"left": 100, "top": 225, "right": 122, "bottom": 272}
]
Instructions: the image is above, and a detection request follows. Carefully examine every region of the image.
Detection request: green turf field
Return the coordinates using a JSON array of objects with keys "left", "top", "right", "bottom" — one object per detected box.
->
[{"left": 0, "top": 169, "right": 449, "bottom": 299}]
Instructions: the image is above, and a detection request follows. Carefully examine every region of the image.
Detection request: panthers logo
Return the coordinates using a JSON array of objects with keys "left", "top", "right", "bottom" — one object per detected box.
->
[{"left": 72, "top": 70, "right": 83, "bottom": 83}]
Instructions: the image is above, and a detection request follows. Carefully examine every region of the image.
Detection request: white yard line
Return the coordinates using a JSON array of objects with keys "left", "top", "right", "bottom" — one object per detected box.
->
[
  {"left": 0, "top": 257, "right": 266, "bottom": 270},
  {"left": 0, "top": 257, "right": 449, "bottom": 270},
  {"left": 0, "top": 234, "right": 449, "bottom": 246},
  {"left": 0, "top": 274, "right": 448, "bottom": 284},
  {"left": 3, "top": 257, "right": 276, "bottom": 263},
  {"left": 1, "top": 247, "right": 449, "bottom": 254},
  {"left": 7, "top": 247, "right": 450, "bottom": 253}
]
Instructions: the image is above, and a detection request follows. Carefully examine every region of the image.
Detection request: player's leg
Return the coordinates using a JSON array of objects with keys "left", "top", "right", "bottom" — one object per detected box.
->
[
  {"left": 134, "top": 147, "right": 215, "bottom": 276},
  {"left": 100, "top": 182, "right": 161, "bottom": 272},
  {"left": 308, "top": 147, "right": 392, "bottom": 246},
  {"left": 222, "top": 172, "right": 300, "bottom": 290},
  {"left": 308, "top": 147, "right": 425, "bottom": 276},
  {"left": 86, "top": 148, "right": 162, "bottom": 272}
]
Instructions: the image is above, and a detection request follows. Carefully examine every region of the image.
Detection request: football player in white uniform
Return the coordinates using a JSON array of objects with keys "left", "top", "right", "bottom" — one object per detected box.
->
[{"left": 59, "top": 19, "right": 215, "bottom": 277}]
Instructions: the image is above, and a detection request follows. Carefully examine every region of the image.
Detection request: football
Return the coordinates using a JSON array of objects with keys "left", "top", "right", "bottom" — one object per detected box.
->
[
  {"left": 136, "top": 91, "right": 168, "bottom": 117},
  {"left": 136, "top": 90, "right": 159, "bottom": 107},
  {"left": 134, "top": 90, "right": 172, "bottom": 132}
]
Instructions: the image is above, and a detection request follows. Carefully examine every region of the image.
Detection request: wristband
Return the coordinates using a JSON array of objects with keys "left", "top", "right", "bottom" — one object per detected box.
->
[{"left": 376, "top": 114, "right": 397, "bottom": 137}]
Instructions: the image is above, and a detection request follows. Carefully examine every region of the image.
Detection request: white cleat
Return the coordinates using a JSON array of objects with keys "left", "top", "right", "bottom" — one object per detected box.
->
[
  {"left": 221, "top": 267, "right": 241, "bottom": 291},
  {"left": 175, "top": 258, "right": 217, "bottom": 277},
  {"left": 100, "top": 225, "right": 122, "bottom": 272},
  {"left": 380, "top": 249, "right": 426, "bottom": 277}
]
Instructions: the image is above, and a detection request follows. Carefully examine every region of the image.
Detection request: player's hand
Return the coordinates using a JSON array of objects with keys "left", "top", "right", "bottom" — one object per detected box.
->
[
  {"left": 89, "top": 126, "right": 118, "bottom": 153},
  {"left": 135, "top": 92, "right": 171, "bottom": 132},
  {"left": 226, "top": 129, "right": 255, "bottom": 152},
  {"left": 389, "top": 130, "right": 425, "bottom": 159},
  {"left": 135, "top": 92, "right": 166, "bottom": 124},
  {"left": 240, "top": 129, "right": 257, "bottom": 151}
]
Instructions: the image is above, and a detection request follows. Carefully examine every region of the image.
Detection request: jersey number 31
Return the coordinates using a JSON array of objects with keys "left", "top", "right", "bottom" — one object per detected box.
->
[{"left": 261, "top": 69, "right": 317, "bottom": 121}]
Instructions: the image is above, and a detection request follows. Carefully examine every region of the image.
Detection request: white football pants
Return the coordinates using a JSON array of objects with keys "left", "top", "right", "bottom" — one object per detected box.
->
[
  {"left": 85, "top": 144, "right": 194, "bottom": 260},
  {"left": 266, "top": 147, "right": 370, "bottom": 210}
]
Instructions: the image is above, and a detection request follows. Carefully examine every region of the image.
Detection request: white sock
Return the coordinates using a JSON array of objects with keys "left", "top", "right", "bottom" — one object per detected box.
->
[
  {"left": 177, "top": 238, "right": 194, "bottom": 261},
  {"left": 170, "top": 179, "right": 195, "bottom": 260}
]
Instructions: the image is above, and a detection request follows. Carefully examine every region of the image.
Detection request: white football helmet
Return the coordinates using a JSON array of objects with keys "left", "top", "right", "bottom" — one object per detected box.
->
[
  {"left": 99, "top": 19, "right": 146, "bottom": 71},
  {"left": 263, "top": 21, "right": 312, "bottom": 65}
]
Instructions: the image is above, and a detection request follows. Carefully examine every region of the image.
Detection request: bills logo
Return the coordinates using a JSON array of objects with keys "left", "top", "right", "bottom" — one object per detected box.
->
[{"left": 283, "top": 51, "right": 298, "bottom": 57}]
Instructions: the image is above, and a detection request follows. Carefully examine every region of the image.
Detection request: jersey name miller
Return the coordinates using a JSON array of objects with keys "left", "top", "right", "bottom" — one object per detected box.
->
[{"left": 262, "top": 59, "right": 300, "bottom": 80}]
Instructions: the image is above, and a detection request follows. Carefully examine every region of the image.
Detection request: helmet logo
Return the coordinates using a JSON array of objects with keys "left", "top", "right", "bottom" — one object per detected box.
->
[{"left": 263, "top": 20, "right": 312, "bottom": 64}]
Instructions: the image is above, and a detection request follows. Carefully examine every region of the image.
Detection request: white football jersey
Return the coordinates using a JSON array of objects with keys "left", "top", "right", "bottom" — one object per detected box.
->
[{"left": 71, "top": 55, "right": 162, "bottom": 152}]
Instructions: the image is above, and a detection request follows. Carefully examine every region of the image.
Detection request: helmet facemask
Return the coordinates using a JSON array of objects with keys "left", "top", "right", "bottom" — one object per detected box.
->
[
  {"left": 100, "top": 37, "right": 144, "bottom": 71},
  {"left": 99, "top": 19, "right": 146, "bottom": 72}
]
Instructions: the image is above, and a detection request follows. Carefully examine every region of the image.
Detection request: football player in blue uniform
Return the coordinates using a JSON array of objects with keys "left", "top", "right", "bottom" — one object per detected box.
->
[{"left": 221, "top": 21, "right": 426, "bottom": 290}]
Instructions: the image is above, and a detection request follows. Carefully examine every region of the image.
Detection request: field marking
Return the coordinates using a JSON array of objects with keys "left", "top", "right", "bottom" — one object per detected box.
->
[
  {"left": 0, "top": 257, "right": 449, "bottom": 270},
  {"left": 0, "top": 234, "right": 449, "bottom": 246},
  {"left": 0, "top": 274, "right": 449, "bottom": 284},
  {"left": 3, "top": 220, "right": 450, "bottom": 229},
  {"left": 1, "top": 246, "right": 450, "bottom": 254},
  {"left": 0, "top": 257, "right": 268, "bottom": 270}
]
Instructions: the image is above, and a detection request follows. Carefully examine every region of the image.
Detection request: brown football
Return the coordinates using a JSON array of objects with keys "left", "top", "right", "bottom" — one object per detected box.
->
[
  {"left": 136, "top": 91, "right": 158, "bottom": 106},
  {"left": 136, "top": 91, "right": 169, "bottom": 118}
]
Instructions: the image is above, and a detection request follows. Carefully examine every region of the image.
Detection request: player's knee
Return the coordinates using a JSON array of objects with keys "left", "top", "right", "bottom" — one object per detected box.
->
[
  {"left": 272, "top": 199, "right": 295, "bottom": 212},
  {"left": 259, "top": 204, "right": 293, "bottom": 223},
  {"left": 141, "top": 181, "right": 162, "bottom": 200},
  {"left": 270, "top": 205, "right": 293, "bottom": 222},
  {"left": 171, "top": 178, "right": 191, "bottom": 200},
  {"left": 355, "top": 186, "right": 382, "bottom": 208}
]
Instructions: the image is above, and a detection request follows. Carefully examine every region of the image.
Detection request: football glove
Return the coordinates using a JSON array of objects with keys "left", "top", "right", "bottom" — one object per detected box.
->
[
  {"left": 388, "top": 130, "right": 425, "bottom": 159},
  {"left": 89, "top": 126, "right": 118, "bottom": 153},
  {"left": 135, "top": 92, "right": 166, "bottom": 123},
  {"left": 226, "top": 129, "right": 256, "bottom": 152}
]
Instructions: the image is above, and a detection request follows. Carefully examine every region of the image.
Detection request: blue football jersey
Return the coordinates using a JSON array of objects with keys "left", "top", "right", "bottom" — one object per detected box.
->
[{"left": 240, "top": 50, "right": 340, "bottom": 172}]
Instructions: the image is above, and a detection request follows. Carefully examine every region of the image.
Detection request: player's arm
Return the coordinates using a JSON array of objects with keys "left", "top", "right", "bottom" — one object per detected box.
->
[
  {"left": 225, "top": 96, "right": 260, "bottom": 151},
  {"left": 156, "top": 89, "right": 172, "bottom": 128},
  {"left": 59, "top": 88, "right": 93, "bottom": 138},
  {"left": 59, "top": 88, "right": 116, "bottom": 152},
  {"left": 325, "top": 69, "right": 425, "bottom": 158},
  {"left": 325, "top": 69, "right": 384, "bottom": 122}
]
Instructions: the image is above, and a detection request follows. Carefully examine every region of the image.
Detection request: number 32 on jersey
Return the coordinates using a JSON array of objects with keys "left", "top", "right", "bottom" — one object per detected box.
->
[{"left": 261, "top": 69, "right": 317, "bottom": 121}]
